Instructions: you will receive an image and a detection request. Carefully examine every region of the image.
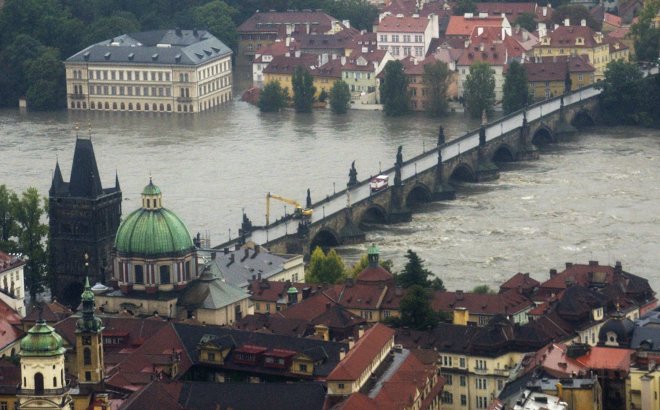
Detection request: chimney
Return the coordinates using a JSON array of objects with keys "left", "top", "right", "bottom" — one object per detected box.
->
[
  {"left": 257, "top": 271, "right": 262, "bottom": 281},
  {"left": 348, "top": 337, "right": 355, "bottom": 350},
  {"left": 340, "top": 56, "right": 346, "bottom": 65},
  {"left": 614, "top": 261, "right": 622, "bottom": 274},
  {"left": 295, "top": 50, "right": 301, "bottom": 58},
  {"left": 550, "top": 269, "right": 558, "bottom": 278},
  {"left": 211, "top": 252, "right": 216, "bottom": 261},
  {"left": 227, "top": 254, "right": 235, "bottom": 266},
  {"left": 580, "top": 19, "right": 586, "bottom": 26},
  {"left": 342, "top": 19, "right": 350, "bottom": 28},
  {"left": 241, "top": 247, "right": 249, "bottom": 261},
  {"left": 565, "top": 262, "right": 573, "bottom": 269},
  {"left": 589, "top": 260, "right": 598, "bottom": 267},
  {"left": 339, "top": 347, "right": 346, "bottom": 360},
  {"left": 456, "top": 290, "right": 464, "bottom": 300},
  {"left": 223, "top": 247, "right": 229, "bottom": 254},
  {"left": 255, "top": 244, "right": 260, "bottom": 254},
  {"left": 542, "top": 6, "right": 547, "bottom": 16},
  {"left": 564, "top": 18, "right": 570, "bottom": 26},
  {"left": 193, "top": 28, "right": 198, "bottom": 37},
  {"left": 478, "top": 27, "right": 484, "bottom": 36},
  {"left": 358, "top": 326, "right": 365, "bottom": 339}
]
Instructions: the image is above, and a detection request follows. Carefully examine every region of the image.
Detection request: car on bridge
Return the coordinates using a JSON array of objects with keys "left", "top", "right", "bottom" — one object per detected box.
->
[{"left": 370, "top": 175, "right": 389, "bottom": 192}]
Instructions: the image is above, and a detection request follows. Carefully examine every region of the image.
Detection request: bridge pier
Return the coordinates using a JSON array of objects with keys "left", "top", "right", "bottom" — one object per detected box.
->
[
  {"left": 477, "top": 126, "right": 500, "bottom": 181},
  {"left": 339, "top": 208, "right": 365, "bottom": 244},
  {"left": 388, "top": 184, "right": 412, "bottom": 223},
  {"left": 554, "top": 96, "right": 578, "bottom": 138},
  {"left": 433, "top": 142, "right": 456, "bottom": 200},
  {"left": 517, "top": 115, "right": 540, "bottom": 161}
]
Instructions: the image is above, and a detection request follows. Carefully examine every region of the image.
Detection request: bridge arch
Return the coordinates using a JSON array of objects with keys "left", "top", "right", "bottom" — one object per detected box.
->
[
  {"left": 310, "top": 228, "right": 341, "bottom": 251},
  {"left": 492, "top": 144, "right": 516, "bottom": 163},
  {"left": 532, "top": 125, "right": 554, "bottom": 146},
  {"left": 449, "top": 163, "right": 477, "bottom": 183},
  {"left": 571, "top": 109, "right": 595, "bottom": 128},
  {"left": 406, "top": 183, "right": 433, "bottom": 206},
  {"left": 360, "top": 204, "right": 388, "bottom": 226}
]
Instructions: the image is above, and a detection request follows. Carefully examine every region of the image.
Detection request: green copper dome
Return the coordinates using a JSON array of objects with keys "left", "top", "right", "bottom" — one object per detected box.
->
[
  {"left": 20, "top": 321, "right": 65, "bottom": 357},
  {"left": 114, "top": 180, "right": 194, "bottom": 258}
]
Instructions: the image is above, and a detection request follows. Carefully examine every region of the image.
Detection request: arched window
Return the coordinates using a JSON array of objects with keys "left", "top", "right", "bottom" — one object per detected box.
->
[
  {"left": 34, "top": 373, "right": 44, "bottom": 394},
  {"left": 145, "top": 103, "right": 150, "bottom": 111},
  {"left": 120, "top": 103, "right": 125, "bottom": 110},
  {"left": 91, "top": 102, "right": 95, "bottom": 109},
  {"left": 82, "top": 102, "right": 87, "bottom": 109},
  {"left": 71, "top": 102, "right": 75, "bottom": 108},
  {"left": 83, "top": 347, "right": 92, "bottom": 365},
  {"left": 159, "top": 103, "right": 164, "bottom": 111},
  {"left": 167, "top": 104, "right": 171, "bottom": 111},
  {"left": 112, "top": 102, "right": 117, "bottom": 110},
  {"left": 53, "top": 376, "right": 57, "bottom": 387},
  {"left": 128, "top": 103, "right": 133, "bottom": 110},
  {"left": 136, "top": 103, "right": 141, "bottom": 111},
  {"left": 160, "top": 265, "right": 170, "bottom": 284},
  {"left": 104, "top": 102, "right": 109, "bottom": 109}
]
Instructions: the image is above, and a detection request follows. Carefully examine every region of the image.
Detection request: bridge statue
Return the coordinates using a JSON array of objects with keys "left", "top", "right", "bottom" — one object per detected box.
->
[
  {"left": 437, "top": 126, "right": 445, "bottom": 146},
  {"left": 396, "top": 145, "right": 403, "bottom": 166},
  {"left": 306, "top": 189, "right": 312, "bottom": 209},
  {"left": 348, "top": 161, "right": 358, "bottom": 187},
  {"left": 394, "top": 146, "right": 402, "bottom": 186}
]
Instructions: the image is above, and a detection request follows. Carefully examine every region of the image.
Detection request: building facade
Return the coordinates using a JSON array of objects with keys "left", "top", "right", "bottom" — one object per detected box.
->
[
  {"left": 65, "top": 29, "right": 232, "bottom": 114},
  {"left": 375, "top": 14, "right": 439, "bottom": 59},
  {"left": 0, "top": 252, "right": 25, "bottom": 317},
  {"left": 49, "top": 137, "right": 122, "bottom": 306}
]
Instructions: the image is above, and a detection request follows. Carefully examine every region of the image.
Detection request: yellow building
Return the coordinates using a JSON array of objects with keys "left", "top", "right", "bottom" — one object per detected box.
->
[
  {"left": 524, "top": 56, "right": 596, "bottom": 100},
  {"left": 532, "top": 22, "right": 629, "bottom": 80},
  {"left": 528, "top": 376, "right": 603, "bottom": 410},
  {"left": 262, "top": 53, "right": 320, "bottom": 96},
  {"left": 312, "top": 58, "right": 344, "bottom": 99},
  {"left": 65, "top": 29, "right": 233, "bottom": 114},
  {"left": 629, "top": 365, "right": 660, "bottom": 410}
]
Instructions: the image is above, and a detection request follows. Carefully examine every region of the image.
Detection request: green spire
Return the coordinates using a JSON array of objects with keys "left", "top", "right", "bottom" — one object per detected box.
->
[
  {"left": 76, "top": 277, "right": 103, "bottom": 334},
  {"left": 367, "top": 243, "right": 380, "bottom": 266},
  {"left": 20, "top": 321, "right": 65, "bottom": 357},
  {"left": 81, "top": 276, "right": 94, "bottom": 302}
]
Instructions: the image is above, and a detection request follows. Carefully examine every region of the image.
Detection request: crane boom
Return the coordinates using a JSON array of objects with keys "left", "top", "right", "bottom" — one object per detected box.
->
[{"left": 266, "top": 192, "right": 312, "bottom": 225}]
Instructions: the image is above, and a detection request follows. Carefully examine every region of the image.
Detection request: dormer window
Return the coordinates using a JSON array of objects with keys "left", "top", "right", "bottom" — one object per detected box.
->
[{"left": 576, "top": 37, "right": 584, "bottom": 45}]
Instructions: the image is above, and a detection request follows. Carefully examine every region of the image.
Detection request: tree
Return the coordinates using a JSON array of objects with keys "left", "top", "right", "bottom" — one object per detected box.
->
[
  {"left": 305, "top": 247, "right": 346, "bottom": 284},
  {"left": 631, "top": 0, "right": 660, "bottom": 62},
  {"left": 0, "top": 185, "right": 19, "bottom": 251},
  {"left": 423, "top": 60, "right": 451, "bottom": 117},
  {"left": 259, "top": 80, "right": 288, "bottom": 112},
  {"left": 598, "top": 60, "right": 643, "bottom": 125},
  {"left": 514, "top": 12, "right": 537, "bottom": 32},
  {"left": 503, "top": 60, "right": 530, "bottom": 114},
  {"left": 318, "top": 89, "right": 328, "bottom": 103},
  {"left": 323, "top": 0, "right": 379, "bottom": 31},
  {"left": 552, "top": 5, "right": 601, "bottom": 31},
  {"left": 192, "top": 1, "right": 238, "bottom": 52},
  {"left": 24, "top": 47, "right": 66, "bottom": 110},
  {"left": 397, "top": 249, "right": 444, "bottom": 290},
  {"left": 380, "top": 60, "right": 410, "bottom": 116},
  {"left": 329, "top": 80, "right": 351, "bottom": 114},
  {"left": 399, "top": 285, "right": 439, "bottom": 330},
  {"left": 82, "top": 12, "right": 141, "bottom": 48},
  {"left": 464, "top": 62, "right": 495, "bottom": 118},
  {"left": 472, "top": 285, "right": 495, "bottom": 294},
  {"left": 292, "top": 65, "right": 316, "bottom": 113},
  {"left": 453, "top": 0, "right": 476, "bottom": 16},
  {"left": 13, "top": 188, "right": 48, "bottom": 299}
]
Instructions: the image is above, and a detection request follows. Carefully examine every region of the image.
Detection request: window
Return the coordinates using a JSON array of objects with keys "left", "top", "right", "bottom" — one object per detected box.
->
[
  {"left": 338, "top": 383, "right": 345, "bottom": 389},
  {"left": 134, "top": 265, "right": 144, "bottom": 284},
  {"left": 83, "top": 347, "right": 92, "bottom": 365},
  {"left": 185, "top": 261, "right": 191, "bottom": 281},
  {"left": 578, "top": 74, "right": 584, "bottom": 81},
  {"left": 476, "top": 396, "right": 488, "bottom": 409},
  {"left": 299, "top": 364, "right": 308, "bottom": 372},
  {"left": 403, "top": 46, "right": 411, "bottom": 56},
  {"left": 461, "top": 395, "right": 467, "bottom": 406},
  {"left": 442, "top": 391, "right": 453, "bottom": 404},
  {"left": 392, "top": 34, "right": 399, "bottom": 42},
  {"left": 476, "top": 378, "right": 487, "bottom": 389},
  {"left": 415, "top": 46, "right": 423, "bottom": 56},
  {"left": 1, "top": 401, "right": 8, "bottom": 410},
  {"left": 475, "top": 359, "right": 487, "bottom": 370},
  {"left": 442, "top": 373, "right": 453, "bottom": 385},
  {"left": 34, "top": 373, "right": 44, "bottom": 394},
  {"left": 380, "top": 34, "right": 387, "bottom": 42},
  {"left": 460, "top": 357, "right": 466, "bottom": 368},
  {"left": 403, "top": 34, "right": 411, "bottom": 42},
  {"left": 85, "top": 371, "right": 91, "bottom": 382},
  {"left": 414, "top": 35, "right": 423, "bottom": 42},
  {"left": 207, "top": 352, "right": 215, "bottom": 361},
  {"left": 460, "top": 375, "right": 466, "bottom": 386},
  {"left": 497, "top": 379, "right": 504, "bottom": 391},
  {"left": 160, "top": 265, "right": 171, "bottom": 284},
  {"left": 443, "top": 355, "right": 452, "bottom": 367}
]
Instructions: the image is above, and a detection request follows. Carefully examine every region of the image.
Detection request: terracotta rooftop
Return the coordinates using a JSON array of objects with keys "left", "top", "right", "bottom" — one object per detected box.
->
[
  {"left": 327, "top": 323, "right": 395, "bottom": 381},
  {"left": 248, "top": 279, "right": 308, "bottom": 303},
  {"left": 575, "top": 346, "right": 634, "bottom": 371},
  {"left": 0, "top": 251, "right": 25, "bottom": 273},
  {"left": 262, "top": 53, "right": 320, "bottom": 75},
  {"left": 23, "top": 300, "right": 72, "bottom": 323},
  {"left": 538, "top": 25, "right": 601, "bottom": 48},
  {"left": 313, "top": 58, "right": 344, "bottom": 78},
  {"left": 377, "top": 15, "right": 434, "bottom": 33},
  {"left": 432, "top": 288, "right": 534, "bottom": 316},
  {"left": 457, "top": 41, "right": 508, "bottom": 65},
  {"left": 383, "top": 0, "right": 451, "bottom": 18},
  {"left": 476, "top": 2, "right": 536, "bottom": 23},
  {"left": 499, "top": 272, "right": 540, "bottom": 292},
  {"left": 234, "top": 314, "right": 311, "bottom": 338},
  {"left": 446, "top": 15, "right": 505, "bottom": 37},
  {"left": 0, "top": 299, "right": 23, "bottom": 350},
  {"left": 604, "top": 12, "right": 623, "bottom": 27},
  {"left": 237, "top": 10, "right": 339, "bottom": 34}
]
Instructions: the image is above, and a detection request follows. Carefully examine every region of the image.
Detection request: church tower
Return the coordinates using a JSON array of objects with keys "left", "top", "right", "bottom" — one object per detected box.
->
[
  {"left": 18, "top": 319, "right": 72, "bottom": 409},
  {"left": 48, "top": 137, "right": 122, "bottom": 306},
  {"left": 75, "top": 277, "right": 105, "bottom": 385}
]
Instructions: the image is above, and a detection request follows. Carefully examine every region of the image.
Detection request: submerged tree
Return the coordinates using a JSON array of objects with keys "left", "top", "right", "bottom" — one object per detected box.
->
[
  {"left": 292, "top": 65, "right": 316, "bottom": 113},
  {"left": 305, "top": 247, "right": 346, "bottom": 284},
  {"left": 380, "top": 60, "right": 410, "bottom": 116},
  {"left": 259, "top": 80, "right": 288, "bottom": 112},
  {"left": 503, "top": 60, "right": 531, "bottom": 114},
  {"left": 423, "top": 60, "right": 451, "bottom": 117},
  {"left": 329, "top": 80, "right": 351, "bottom": 114},
  {"left": 464, "top": 62, "right": 495, "bottom": 118}
]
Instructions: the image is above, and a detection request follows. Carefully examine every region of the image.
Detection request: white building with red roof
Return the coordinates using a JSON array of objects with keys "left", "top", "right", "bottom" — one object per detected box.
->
[
  {"left": 456, "top": 41, "right": 509, "bottom": 100},
  {"left": 375, "top": 13, "right": 439, "bottom": 59},
  {"left": 446, "top": 13, "right": 512, "bottom": 39}
]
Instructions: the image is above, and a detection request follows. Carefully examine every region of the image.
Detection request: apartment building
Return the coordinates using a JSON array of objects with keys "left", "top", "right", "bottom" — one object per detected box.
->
[
  {"left": 65, "top": 29, "right": 233, "bottom": 114},
  {"left": 375, "top": 13, "right": 439, "bottom": 59}
]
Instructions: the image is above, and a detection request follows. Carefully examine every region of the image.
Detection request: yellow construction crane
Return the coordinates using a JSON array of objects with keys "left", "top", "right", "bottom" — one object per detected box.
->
[{"left": 266, "top": 192, "right": 313, "bottom": 225}]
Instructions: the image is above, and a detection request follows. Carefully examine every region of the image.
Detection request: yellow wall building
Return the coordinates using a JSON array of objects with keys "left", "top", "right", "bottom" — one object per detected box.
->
[
  {"left": 532, "top": 23, "right": 629, "bottom": 80},
  {"left": 66, "top": 29, "right": 233, "bottom": 114}
]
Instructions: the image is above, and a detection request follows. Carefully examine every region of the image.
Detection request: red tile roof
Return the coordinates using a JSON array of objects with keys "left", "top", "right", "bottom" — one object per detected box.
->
[
  {"left": 313, "top": 58, "right": 344, "bottom": 79},
  {"left": 383, "top": 0, "right": 451, "bottom": 18},
  {"left": 0, "top": 299, "right": 23, "bottom": 350},
  {"left": 604, "top": 12, "right": 623, "bottom": 27},
  {"left": 262, "top": 53, "right": 319, "bottom": 75},
  {"left": 457, "top": 42, "right": 508, "bottom": 66},
  {"left": 279, "top": 291, "right": 337, "bottom": 322},
  {"left": 374, "top": 352, "right": 443, "bottom": 410},
  {"left": 23, "top": 301, "right": 72, "bottom": 323},
  {"left": 499, "top": 272, "right": 540, "bottom": 292},
  {"left": 377, "top": 15, "right": 433, "bottom": 33},
  {"left": 432, "top": 288, "right": 534, "bottom": 315},
  {"left": 237, "top": 11, "right": 339, "bottom": 34},
  {"left": 575, "top": 346, "right": 634, "bottom": 371},
  {"left": 539, "top": 25, "right": 601, "bottom": 48},
  {"left": 327, "top": 323, "right": 395, "bottom": 381},
  {"left": 332, "top": 393, "right": 379, "bottom": 410},
  {"left": 446, "top": 15, "right": 505, "bottom": 37},
  {"left": 248, "top": 280, "right": 308, "bottom": 303},
  {"left": 356, "top": 264, "right": 394, "bottom": 284},
  {"left": 0, "top": 251, "right": 25, "bottom": 273},
  {"left": 476, "top": 2, "right": 536, "bottom": 23}
]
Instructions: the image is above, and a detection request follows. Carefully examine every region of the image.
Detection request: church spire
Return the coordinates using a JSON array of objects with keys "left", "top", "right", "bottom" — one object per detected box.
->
[
  {"left": 115, "top": 170, "right": 121, "bottom": 191},
  {"left": 76, "top": 277, "right": 105, "bottom": 385},
  {"left": 69, "top": 137, "right": 103, "bottom": 197},
  {"left": 50, "top": 160, "right": 65, "bottom": 195}
]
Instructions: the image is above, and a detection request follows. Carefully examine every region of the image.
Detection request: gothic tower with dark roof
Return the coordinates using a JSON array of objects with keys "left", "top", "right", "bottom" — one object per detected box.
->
[{"left": 49, "top": 137, "right": 121, "bottom": 306}]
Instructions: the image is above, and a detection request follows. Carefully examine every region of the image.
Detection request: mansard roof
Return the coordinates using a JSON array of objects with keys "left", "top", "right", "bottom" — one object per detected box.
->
[{"left": 67, "top": 30, "right": 231, "bottom": 66}]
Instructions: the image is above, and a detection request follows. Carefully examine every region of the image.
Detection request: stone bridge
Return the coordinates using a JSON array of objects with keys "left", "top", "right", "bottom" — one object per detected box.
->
[{"left": 217, "top": 86, "right": 601, "bottom": 256}]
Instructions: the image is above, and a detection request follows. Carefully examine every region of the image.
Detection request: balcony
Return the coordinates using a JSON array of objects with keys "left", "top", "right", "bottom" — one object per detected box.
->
[
  {"left": 493, "top": 368, "right": 509, "bottom": 377},
  {"left": 69, "top": 93, "right": 85, "bottom": 100},
  {"left": 473, "top": 367, "right": 489, "bottom": 375},
  {"left": 176, "top": 97, "right": 193, "bottom": 103}
]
